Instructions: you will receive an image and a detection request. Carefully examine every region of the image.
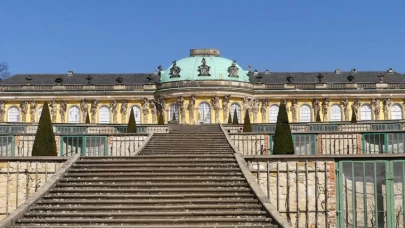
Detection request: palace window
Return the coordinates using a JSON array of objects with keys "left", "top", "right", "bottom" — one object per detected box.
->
[
  {"left": 37, "top": 106, "right": 43, "bottom": 122},
  {"left": 230, "top": 103, "right": 241, "bottom": 123},
  {"left": 360, "top": 104, "right": 372, "bottom": 120},
  {"left": 8, "top": 107, "right": 20, "bottom": 122},
  {"left": 131, "top": 106, "right": 142, "bottom": 124},
  {"left": 330, "top": 104, "right": 342, "bottom": 121},
  {"left": 68, "top": 106, "right": 80, "bottom": 123},
  {"left": 391, "top": 104, "right": 403, "bottom": 120},
  {"left": 197, "top": 102, "right": 211, "bottom": 124},
  {"left": 269, "top": 105, "right": 279, "bottom": 123},
  {"left": 98, "top": 106, "right": 110, "bottom": 124},
  {"left": 169, "top": 103, "right": 179, "bottom": 121},
  {"left": 299, "top": 105, "right": 311, "bottom": 122}
]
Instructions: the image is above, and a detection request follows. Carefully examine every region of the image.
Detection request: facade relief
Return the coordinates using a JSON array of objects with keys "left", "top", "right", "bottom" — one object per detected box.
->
[
  {"left": 29, "top": 100, "right": 37, "bottom": 123},
  {"left": 49, "top": 100, "right": 57, "bottom": 122},
  {"left": 222, "top": 95, "right": 231, "bottom": 123},
  {"left": 210, "top": 96, "right": 220, "bottom": 123},
  {"left": 371, "top": 98, "right": 381, "bottom": 120},
  {"left": 188, "top": 95, "right": 196, "bottom": 124},
  {"left": 340, "top": 99, "right": 349, "bottom": 121},
  {"left": 290, "top": 99, "right": 298, "bottom": 122},
  {"left": 0, "top": 101, "right": 5, "bottom": 122},
  {"left": 260, "top": 99, "right": 270, "bottom": 123},
  {"left": 20, "top": 101, "right": 28, "bottom": 122},
  {"left": 312, "top": 99, "right": 320, "bottom": 121},
  {"left": 120, "top": 100, "right": 128, "bottom": 123},
  {"left": 59, "top": 101, "right": 67, "bottom": 123},
  {"left": 383, "top": 98, "right": 392, "bottom": 120},
  {"left": 80, "top": 99, "right": 89, "bottom": 123},
  {"left": 177, "top": 96, "right": 186, "bottom": 124},
  {"left": 322, "top": 98, "right": 331, "bottom": 121},
  {"left": 110, "top": 100, "right": 118, "bottom": 124},
  {"left": 90, "top": 99, "right": 98, "bottom": 123},
  {"left": 141, "top": 98, "right": 150, "bottom": 124},
  {"left": 252, "top": 98, "right": 260, "bottom": 123}
]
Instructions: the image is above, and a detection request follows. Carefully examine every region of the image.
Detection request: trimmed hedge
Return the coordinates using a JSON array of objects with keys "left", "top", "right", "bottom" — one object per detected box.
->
[
  {"left": 32, "top": 102, "right": 57, "bottom": 156},
  {"left": 273, "top": 102, "right": 294, "bottom": 155}
]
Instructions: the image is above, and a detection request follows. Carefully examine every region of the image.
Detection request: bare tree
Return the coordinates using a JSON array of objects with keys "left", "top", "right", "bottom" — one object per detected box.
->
[{"left": 0, "top": 62, "right": 10, "bottom": 79}]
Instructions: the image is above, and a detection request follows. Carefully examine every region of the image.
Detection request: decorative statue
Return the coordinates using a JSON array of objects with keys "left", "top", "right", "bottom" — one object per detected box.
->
[
  {"left": 120, "top": 99, "right": 128, "bottom": 123},
  {"left": 252, "top": 98, "right": 260, "bottom": 123},
  {"left": 20, "top": 101, "right": 28, "bottom": 122},
  {"left": 169, "top": 60, "right": 181, "bottom": 78},
  {"left": 340, "top": 99, "right": 349, "bottom": 121},
  {"left": 59, "top": 100, "right": 67, "bottom": 123},
  {"left": 0, "top": 101, "right": 5, "bottom": 122},
  {"left": 156, "top": 97, "right": 166, "bottom": 122},
  {"left": 352, "top": 98, "right": 361, "bottom": 119},
  {"left": 29, "top": 100, "right": 37, "bottom": 123},
  {"left": 290, "top": 99, "right": 298, "bottom": 122},
  {"left": 371, "top": 98, "right": 381, "bottom": 120},
  {"left": 383, "top": 98, "right": 392, "bottom": 120},
  {"left": 312, "top": 99, "right": 320, "bottom": 121},
  {"left": 210, "top": 96, "right": 220, "bottom": 123},
  {"left": 90, "top": 99, "right": 98, "bottom": 123},
  {"left": 188, "top": 95, "right": 196, "bottom": 124},
  {"left": 49, "top": 100, "right": 58, "bottom": 122},
  {"left": 260, "top": 99, "right": 270, "bottom": 123},
  {"left": 177, "top": 96, "right": 186, "bottom": 124},
  {"left": 198, "top": 58, "right": 211, "bottom": 76},
  {"left": 80, "top": 99, "right": 89, "bottom": 123},
  {"left": 141, "top": 98, "right": 150, "bottom": 123},
  {"left": 228, "top": 60, "right": 239, "bottom": 77},
  {"left": 110, "top": 100, "right": 118, "bottom": 123},
  {"left": 242, "top": 96, "right": 252, "bottom": 112},
  {"left": 322, "top": 98, "right": 331, "bottom": 121},
  {"left": 222, "top": 95, "right": 231, "bottom": 123},
  {"left": 149, "top": 99, "right": 157, "bottom": 124}
]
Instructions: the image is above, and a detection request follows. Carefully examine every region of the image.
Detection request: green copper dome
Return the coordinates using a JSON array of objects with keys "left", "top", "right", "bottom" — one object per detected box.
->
[{"left": 159, "top": 49, "right": 250, "bottom": 83}]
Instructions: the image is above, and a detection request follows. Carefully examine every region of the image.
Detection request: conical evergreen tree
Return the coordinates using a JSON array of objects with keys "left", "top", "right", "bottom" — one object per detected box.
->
[
  {"left": 32, "top": 102, "right": 57, "bottom": 156},
  {"left": 158, "top": 111, "right": 164, "bottom": 125},
  {"left": 172, "top": 111, "right": 176, "bottom": 121},
  {"left": 316, "top": 110, "right": 322, "bottom": 122},
  {"left": 85, "top": 112, "right": 90, "bottom": 123},
  {"left": 243, "top": 110, "right": 252, "bottom": 132},
  {"left": 232, "top": 109, "right": 239, "bottom": 125},
  {"left": 351, "top": 108, "right": 357, "bottom": 123},
  {"left": 273, "top": 102, "right": 294, "bottom": 155},
  {"left": 227, "top": 111, "right": 232, "bottom": 124},
  {"left": 127, "top": 108, "right": 137, "bottom": 133}
]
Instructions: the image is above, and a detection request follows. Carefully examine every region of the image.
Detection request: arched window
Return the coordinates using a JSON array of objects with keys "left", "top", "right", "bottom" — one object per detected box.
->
[
  {"left": 98, "top": 106, "right": 110, "bottom": 124},
  {"left": 391, "top": 104, "right": 403, "bottom": 120},
  {"left": 68, "top": 106, "right": 80, "bottom": 123},
  {"left": 269, "top": 105, "right": 279, "bottom": 123},
  {"left": 299, "top": 105, "right": 311, "bottom": 122},
  {"left": 169, "top": 103, "right": 179, "bottom": 121},
  {"left": 37, "top": 106, "right": 43, "bottom": 122},
  {"left": 197, "top": 102, "right": 211, "bottom": 124},
  {"left": 360, "top": 104, "right": 372, "bottom": 120},
  {"left": 230, "top": 103, "right": 241, "bottom": 123},
  {"left": 131, "top": 106, "right": 142, "bottom": 124},
  {"left": 8, "top": 107, "right": 20, "bottom": 122},
  {"left": 330, "top": 104, "right": 342, "bottom": 121}
]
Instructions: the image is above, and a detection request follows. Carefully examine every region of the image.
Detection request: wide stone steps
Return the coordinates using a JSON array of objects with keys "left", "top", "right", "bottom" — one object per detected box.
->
[
  {"left": 64, "top": 172, "right": 243, "bottom": 177},
  {"left": 30, "top": 204, "right": 264, "bottom": 210},
  {"left": 10, "top": 225, "right": 275, "bottom": 228},
  {"left": 49, "top": 187, "right": 252, "bottom": 194},
  {"left": 72, "top": 163, "right": 238, "bottom": 167}
]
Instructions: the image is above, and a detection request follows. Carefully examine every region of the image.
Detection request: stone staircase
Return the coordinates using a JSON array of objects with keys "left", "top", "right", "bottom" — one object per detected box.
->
[{"left": 6, "top": 125, "right": 281, "bottom": 228}]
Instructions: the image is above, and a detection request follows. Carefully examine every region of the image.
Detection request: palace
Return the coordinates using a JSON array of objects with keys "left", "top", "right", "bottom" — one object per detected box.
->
[{"left": 1, "top": 48, "right": 404, "bottom": 124}]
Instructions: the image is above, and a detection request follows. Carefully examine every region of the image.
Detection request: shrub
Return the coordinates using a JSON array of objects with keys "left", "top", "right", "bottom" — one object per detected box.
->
[
  {"left": 127, "top": 108, "right": 137, "bottom": 133},
  {"left": 232, "top": 109, "right": 239, "bottom": 125},
  {"left": 32, "top": 102, "right": 57, "bottom": 156},
  {"left": 273, "top": 102, "right": 294, "bottom": 155},
  {"left": 351, "top": 108, "right": 357, "bottom": 123},
  {"left": 158, "top": 111, "right": 164, "bottom": 125},
  {"left": 243, "top": 110, "right": 252, "bottom": 132},
  {"left": 227, "top": 111, "right": 232, "bottom": 124},
  {"left": 316, "top": 110, "right": 322, "bottom": 122},
  {"left": 85, "top": 112, "right": 90, "bottom": 123}
]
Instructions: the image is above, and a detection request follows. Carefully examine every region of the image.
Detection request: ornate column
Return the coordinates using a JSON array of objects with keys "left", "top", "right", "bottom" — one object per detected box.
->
[
  {"left": 80, "top": 99, "right": 89, "bottom": 123},
  {"left": 120, "top": 99, "right": 128, "bottom": 123},
  {"left": 188, "top": 95, "right": 196, "bottom": 124},
  {"left": 141, "top": 98, "right": 149, "bottom": 124},
  {"left": 20, "top": 101, "right": 28, "bottom": 122},
  {"left": 149, "top": 99, "right": 157, "bottom": 124},
  {"left": 0, "top": 101, "right": 5, "bottom": 122},
  {"left": 210, "top": 96, "right": 220, "bottom": 123},
  {"left": 222, "top": 95, "right": 230, "bottom": 123},
  {"left": 290, "top": 99, "right": 298, "bottom": 122},
  {"left": 59, "top": 100, "right": 67, "bottom": 123},
  {"left": 252, "top": 99, "right": 260, "bottom": 123},
  {"left": 371, "top": 98, "right": 381, "bottom": 120},
  {"left": 383, "top": 98, "right": 392, "bottom": 120},
  {"left": 340, "top": 99, "right": 349, "bottom": 121},
  {"left": 49, "top": 100, "right": 57, "bottom": 122},
  {"left": 260, "top": 99, "right": 270, "bottom": 123},
  {"left": 29, "top": 100, "right": 37, "bottom": 123},
  {"left": 312, "top": 99, "right": 320, "bottom": 121},
  {"left": 177, "top": 96, "right": 186, "bottom": 124},
  {"left": 110, "top": 100, "right": 118, "bottom": 124},
  {"left": 352, "top": 98, "right": 361, "bottom": 120},
  {"left": 322, "top": 98, "right": 331, "bottom": 121},
  {"left": 90, "top": 99, "right": 98, "bottom": 123}
]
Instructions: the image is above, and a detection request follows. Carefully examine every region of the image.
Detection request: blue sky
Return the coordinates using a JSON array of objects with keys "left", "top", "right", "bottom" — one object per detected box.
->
[{"left": 0, "top": 0, "right": 404, "bottom": 75}]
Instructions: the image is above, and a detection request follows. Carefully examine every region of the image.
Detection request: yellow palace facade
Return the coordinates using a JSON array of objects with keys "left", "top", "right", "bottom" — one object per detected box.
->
[{"left": 1, "top": 48, "right": 404, "bottom": 125}]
